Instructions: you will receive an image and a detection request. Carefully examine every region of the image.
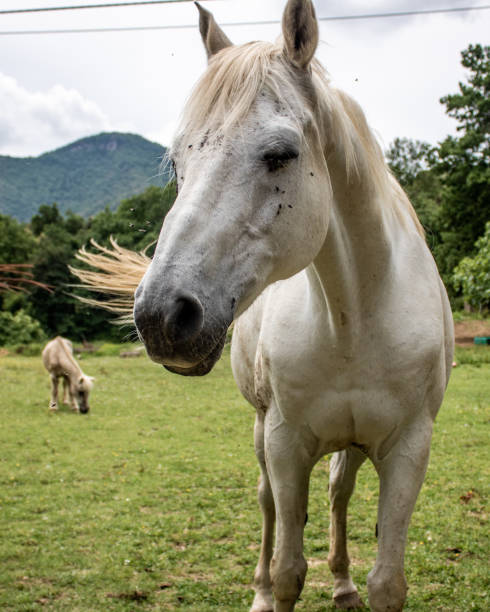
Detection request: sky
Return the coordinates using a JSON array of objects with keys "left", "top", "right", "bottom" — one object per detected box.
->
[{"left": 0, "top": 0, "right": 489, "bottom": 158}]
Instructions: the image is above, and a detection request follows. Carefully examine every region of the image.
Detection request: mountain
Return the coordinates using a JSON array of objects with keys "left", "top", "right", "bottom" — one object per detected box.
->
[{"left": 0, "top": 133, "right": 170, "bottom": 221}]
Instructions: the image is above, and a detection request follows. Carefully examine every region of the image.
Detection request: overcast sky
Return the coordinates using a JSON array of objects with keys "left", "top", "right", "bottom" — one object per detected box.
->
[{"left": 0, "top": 0, "right": 489, "bottom": 157}]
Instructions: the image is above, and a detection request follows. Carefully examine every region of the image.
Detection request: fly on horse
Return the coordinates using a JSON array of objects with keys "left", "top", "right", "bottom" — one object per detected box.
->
[{"left": 75, "top": 1, "right": 454, "bottom": 609}]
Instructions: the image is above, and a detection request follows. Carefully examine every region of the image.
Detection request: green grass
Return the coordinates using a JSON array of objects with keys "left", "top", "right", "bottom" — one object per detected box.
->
[{"left": 0, "top": 346, "right": 488, "bottom": 611}]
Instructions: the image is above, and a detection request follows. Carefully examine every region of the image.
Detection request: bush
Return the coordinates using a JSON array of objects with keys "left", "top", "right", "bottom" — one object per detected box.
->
[
  {"left": 0, "top": 310, "right": 47, "bottom": 346},
  {"left": 453, "top": 222, "right": 490, "bottom": 312}
]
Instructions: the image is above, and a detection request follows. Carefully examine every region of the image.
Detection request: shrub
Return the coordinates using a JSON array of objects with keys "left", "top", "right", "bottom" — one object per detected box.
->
[
  {"left": 0, "top": 310, "right": 46, "bottom": 346},
  {"left": 453, "top": 221, "right": 490, "bottom": 312}
]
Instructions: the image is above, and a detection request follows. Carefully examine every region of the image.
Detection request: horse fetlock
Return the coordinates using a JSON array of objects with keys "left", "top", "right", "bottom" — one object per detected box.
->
[
  {"left": 367, "top": 565, "right": 407, "bottom": 612},
  {"left": 328, "top": 549, "right": 350, "bottom": 575},
  {"left": 270, "top": 556, "right": 306, "bottom": 605},
  {"left": 250, "top": 590, "right": 274, "bottom": 612}
]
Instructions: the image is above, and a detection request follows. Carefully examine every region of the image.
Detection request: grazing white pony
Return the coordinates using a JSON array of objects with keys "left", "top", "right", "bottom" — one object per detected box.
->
[
  {"left": 42, "top": 336, "right": 94, "bottom": 414},
  {"left": 75, "top": 2, "right": 454, "bottom": 610}
]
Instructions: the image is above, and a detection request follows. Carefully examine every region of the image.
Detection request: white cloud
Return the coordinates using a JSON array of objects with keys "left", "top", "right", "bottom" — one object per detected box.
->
[{"left": 0, "top": 73, "right": 114, "bottom": 157}]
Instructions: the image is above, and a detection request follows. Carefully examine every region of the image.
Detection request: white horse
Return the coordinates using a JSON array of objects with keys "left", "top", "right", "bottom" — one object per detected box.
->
[{"left": 82, "top": 2, "right": 454, "bottom": 610}]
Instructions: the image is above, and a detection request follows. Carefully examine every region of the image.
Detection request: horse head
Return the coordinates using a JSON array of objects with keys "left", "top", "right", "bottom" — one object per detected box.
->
[
  {"left": 76, "top": 374, "right": 94, "bottom": 414},
  {"left": 134, "top": 0, "right": 331, "bottom": 375}
]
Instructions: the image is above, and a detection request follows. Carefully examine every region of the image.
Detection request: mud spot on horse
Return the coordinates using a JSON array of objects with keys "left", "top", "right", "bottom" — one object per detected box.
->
[
  {"left": 277, "top": 204, "right": 283, "bottom": 216},
  {"left": 199, "top": 130, "right": 210, "bottom": 150}
]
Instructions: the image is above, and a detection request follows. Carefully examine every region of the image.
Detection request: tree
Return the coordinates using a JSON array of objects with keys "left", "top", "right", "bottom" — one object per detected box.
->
[
  {"left": 386, "top": 137, "right": 434, "bottom": 186},
  {"left": 31, "top": 203, "right": 63, "bottom": 236},
  {"left": 0, "top": 214, "right": 37, "bottom": 264},
  {"left": 434, "top": 44, "right": 490, "bottom": 286},
  {"left": 453, "top": 221, "right": 490, "bottom": 312},
  {"left": 85, "top": 183, "right": 177, "bottom": 255},
  {"left": 0, "top": 185, "right": 178, "bottom": 341},
  {"left": 386, "top": 138, "right": 442, "bottom": 244}
]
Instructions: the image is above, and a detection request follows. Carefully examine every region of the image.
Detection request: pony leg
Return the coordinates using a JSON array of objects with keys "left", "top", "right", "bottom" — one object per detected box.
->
[
  {"left": 68, "top": 383, "right": 79, "bottom": 412},
  {"left": 328, "top": 448, "right": 366, "bottom": 609},
  {"left": 49, "top": 375, "right": 59, "bottom": 410},
  {"left": 368, "top": 418, "right": 433, "bottom": 612},
  {"left": 250, "top": 413, "right": 275, "bottom": 612},
  {"left": 62, "top": 377, "right": 70, "bottom": 405},
  {"left": 264, "top": 409, "right": 313, "bottom": 612}
]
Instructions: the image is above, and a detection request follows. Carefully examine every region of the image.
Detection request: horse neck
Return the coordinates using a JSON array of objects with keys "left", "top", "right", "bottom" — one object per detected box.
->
[
  {"left": 58, "top": 338, "right": 84, "bottom": 381},
  {"left": 308, "top": 121, "right": 402, "bottom": 333}
]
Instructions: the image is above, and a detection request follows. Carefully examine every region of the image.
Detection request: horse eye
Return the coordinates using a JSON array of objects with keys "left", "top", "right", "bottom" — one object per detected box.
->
[{"left": 262, "top": 149, "right": 299, "bottom": 172}]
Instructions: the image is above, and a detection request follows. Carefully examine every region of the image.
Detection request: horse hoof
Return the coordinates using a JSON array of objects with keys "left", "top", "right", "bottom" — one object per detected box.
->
[{"left": 334, "top": 591, "right": 364, "bottom": 609}]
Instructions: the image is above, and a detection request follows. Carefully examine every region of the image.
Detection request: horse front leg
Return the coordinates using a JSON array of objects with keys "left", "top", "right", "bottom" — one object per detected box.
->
[
  {"left": 328, "top": 448, "right": 366, "bottom": 609},
  {"left": 68, "top": 382, "right": 79, "bottom": 412},
  {"left": 368, "top": 417, "right": 433, "bottom": 612},
  {"left": 250, "top": 412, "right": 275, "bottom": 612},
  {"left": 62, "top": 376, "right": 70, "bottom": 405},
  {"left": 264, "top": 408, "right": 314, "bottom": 612}
]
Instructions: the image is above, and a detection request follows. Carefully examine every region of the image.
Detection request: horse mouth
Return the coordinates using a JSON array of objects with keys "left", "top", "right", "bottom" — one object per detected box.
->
[{"left": 163, "top": 330, "right": 228, "bottom": 377}]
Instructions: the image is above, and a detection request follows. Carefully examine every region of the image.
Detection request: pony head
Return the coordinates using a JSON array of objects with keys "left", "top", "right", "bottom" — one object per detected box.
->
[
  {"left": 134, "top": 0, "right": 331, "bottom": 375},
  {"left": 76, "top": 374, "right": 94, "bottom": 414}
]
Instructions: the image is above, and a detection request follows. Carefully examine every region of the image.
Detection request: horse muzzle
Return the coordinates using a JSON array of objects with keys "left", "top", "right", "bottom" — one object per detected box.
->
[{"left": 134, "top": 288, "right": 230, "bottom": 376}]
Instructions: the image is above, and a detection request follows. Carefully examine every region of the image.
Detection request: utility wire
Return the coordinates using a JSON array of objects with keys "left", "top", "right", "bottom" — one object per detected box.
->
[
  {"left": 0, "top": 0, "right": 214, "bottom": 14},
  {"left": 0, "top": 4, "right": 489, "bottom": 36}
]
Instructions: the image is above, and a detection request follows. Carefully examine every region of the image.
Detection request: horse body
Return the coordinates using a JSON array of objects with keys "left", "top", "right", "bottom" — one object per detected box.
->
[
  {"left": 42, "top": 336, "right": 93, "bottom": 413},
  {"left": 124, "top": 2, "right": 454, "bottom": 610},
  {"left": 230, "top": 106, "right": 453, "bottom": 609}
]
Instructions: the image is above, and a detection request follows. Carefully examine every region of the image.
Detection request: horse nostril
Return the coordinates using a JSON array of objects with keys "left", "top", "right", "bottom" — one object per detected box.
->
[{"left": 165, "top": 293, "right": 204, "bottom": 343}]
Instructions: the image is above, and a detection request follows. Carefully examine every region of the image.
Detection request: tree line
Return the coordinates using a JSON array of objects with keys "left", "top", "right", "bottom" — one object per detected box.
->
[
  {"left": 0, "top": 184, "right": 176, "bottom": 344},
  {"left": 385, "top": 43, "right": 489, "bottom": 310},
  {"left": 0, "top": 44, "right": 488, "bottom": 345}
]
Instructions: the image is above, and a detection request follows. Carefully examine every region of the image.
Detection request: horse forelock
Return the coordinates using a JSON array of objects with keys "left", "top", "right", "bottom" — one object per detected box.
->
[{"left": 174, "top": 41, "right": 307, "bottom": 147}]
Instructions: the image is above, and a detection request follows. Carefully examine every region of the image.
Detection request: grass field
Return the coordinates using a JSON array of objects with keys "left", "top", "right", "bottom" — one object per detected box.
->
[{"left": 0, "top": 344, "right": 488, "bottom": 611}]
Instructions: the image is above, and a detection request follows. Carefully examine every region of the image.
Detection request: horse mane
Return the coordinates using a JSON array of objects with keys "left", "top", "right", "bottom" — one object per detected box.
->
[
  {"left": 176, "top": 41, "right": 424, "bottom": 237},
  {"left": 69, "top": 237, "right": 149, "bottom": 321}
]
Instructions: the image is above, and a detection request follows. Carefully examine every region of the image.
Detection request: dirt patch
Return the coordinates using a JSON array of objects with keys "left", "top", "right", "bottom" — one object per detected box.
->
[{"left": 454, "top": 320, "right": 490, "bottom": 347}]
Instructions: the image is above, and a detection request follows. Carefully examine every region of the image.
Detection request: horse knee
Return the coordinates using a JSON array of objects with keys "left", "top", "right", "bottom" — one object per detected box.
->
[
  {"left": 367, "top": 565, "right": 407, "bottom": 612},
  {"left": 258, "top": 479, "right": 274, "bottom": 513},
  {"left": 270, "top": 555, "right": 307, "bottom": 605}
]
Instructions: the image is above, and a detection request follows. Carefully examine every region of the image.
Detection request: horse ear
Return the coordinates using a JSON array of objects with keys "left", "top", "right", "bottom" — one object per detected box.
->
[
  {"left": 195, "top": 2, "right": 233, "bottom": 60},
  {"left": 282, "top": 0, "right": 319, "bottom": 70}
]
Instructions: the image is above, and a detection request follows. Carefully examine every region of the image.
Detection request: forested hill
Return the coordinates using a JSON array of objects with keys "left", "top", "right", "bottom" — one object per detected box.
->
[{"left": 0, "top": 132, "right": 169, "bottom": 221}]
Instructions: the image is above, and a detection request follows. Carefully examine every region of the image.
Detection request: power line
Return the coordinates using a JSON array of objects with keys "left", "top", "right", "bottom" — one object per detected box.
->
[
  {"left": 0, "top": 4, "right": 489, "bottom": 36},
  {"left": 0, "top": 0, "right": 212, "bottom": 14}
]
